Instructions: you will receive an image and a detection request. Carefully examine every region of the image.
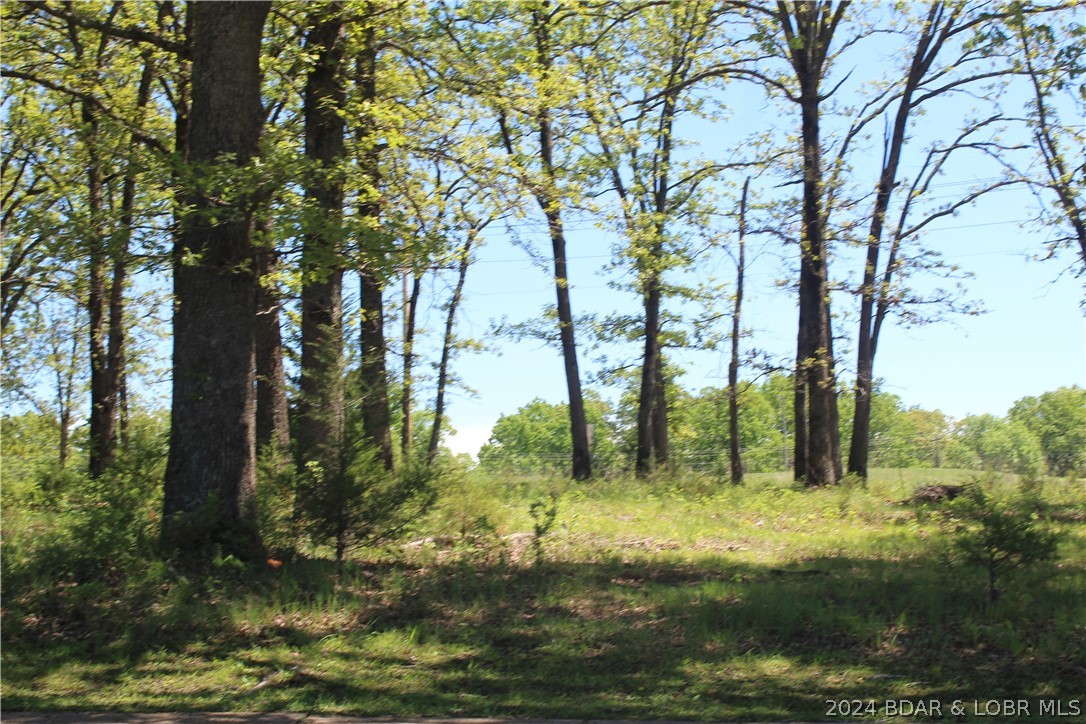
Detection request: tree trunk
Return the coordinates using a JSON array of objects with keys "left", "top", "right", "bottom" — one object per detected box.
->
[
  {"left": 780, "top": 1, "right": 847, "bottom": 487},
  {"left": 401, "top": 270, "right": 422, "bottom": 460},
  {"left": 355, "top": 11, "right": 394, "bottom": 472},
  {"left": 297, "top": 8, "right": 346, "bottom": 477},
  {"left": 635, "top": 275, "right": 661, "bottom": 477},
  {"left": 254, "top": 222, "right": 290, "bottom": 454},
  {"left": 163, "top": 1, "right": 270, "bottom": 561},
  {"left": 849, "top": 3, "right": 944, "bottom": 478},
  {"left": 84, "top": 100, "right": 117, "bottom": 478},
  {"left": 729, "top": 178, "right": 749, "bottom": 484},
  {"left": 532, "top": 7, "right": 591, "bottom": 481},
  {"left": 360, "top": 266, "right": 394, "bottom": 470},
  {"left": 652, "top": 361, "right": 669, "bottom": 469},
  {"left": 429, "top": 229, "right": 475, "bottom": 463}
]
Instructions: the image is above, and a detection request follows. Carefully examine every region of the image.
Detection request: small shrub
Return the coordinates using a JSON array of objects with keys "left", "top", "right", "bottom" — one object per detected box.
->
[
  {"left": 295, "top": 447, "right": 438, "bottom": 564},
  {"left": 944, "top": 482, "right": 1061, "bottom": 602},
  {"left": 528, "top": 494, "right": 559, "bottom": 565}
]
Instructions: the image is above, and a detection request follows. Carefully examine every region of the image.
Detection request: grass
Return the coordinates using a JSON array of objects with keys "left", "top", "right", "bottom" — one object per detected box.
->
[{"left": 3, "top": 468, "right": 1084, "bottom": 721}]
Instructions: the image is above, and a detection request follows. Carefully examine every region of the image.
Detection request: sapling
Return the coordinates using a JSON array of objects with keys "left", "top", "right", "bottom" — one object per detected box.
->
[{"left": 946, "top": 483, "right": 1060, "bottom": 602}]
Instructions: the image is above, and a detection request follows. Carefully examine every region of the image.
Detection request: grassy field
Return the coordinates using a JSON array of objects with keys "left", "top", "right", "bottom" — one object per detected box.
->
[{"left": 3, "top": 468, "right": 1084, "bottom": 721}]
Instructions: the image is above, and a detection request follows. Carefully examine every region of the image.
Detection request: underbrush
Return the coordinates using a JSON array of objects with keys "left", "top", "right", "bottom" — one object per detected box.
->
[{"left": 2, "top": 466, "right": 1083, "bottom": 719}]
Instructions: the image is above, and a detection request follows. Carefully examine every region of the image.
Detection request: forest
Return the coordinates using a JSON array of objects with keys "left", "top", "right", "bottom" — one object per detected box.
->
[{"left": 2, "top": 0, "right": 1084, "bottom": 720}]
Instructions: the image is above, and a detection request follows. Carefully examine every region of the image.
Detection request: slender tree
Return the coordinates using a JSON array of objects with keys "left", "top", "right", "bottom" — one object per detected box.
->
[{"left": 728, "top": 178, "right": 750, "bottom": 484}]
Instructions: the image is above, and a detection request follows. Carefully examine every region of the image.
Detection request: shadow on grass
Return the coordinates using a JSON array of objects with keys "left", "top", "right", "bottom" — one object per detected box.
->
[{"left": 4, "top": 540, "right": 1084, "bottom": 721}]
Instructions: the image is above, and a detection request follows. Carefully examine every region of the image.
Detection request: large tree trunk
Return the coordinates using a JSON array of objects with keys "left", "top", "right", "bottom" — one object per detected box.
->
[
  {"left": 163, "top": 1, "right": 270, "bottom": 561},
  {"left": 652, "top": 361, "right": 669, "bottom": 468},
  {"left": 428, "top": 229, "right": 475, "bottom": 463},
  {"left": 84, "top": 100, "right": 117, "bottom": 479},
  {"left": 533, "top": 7, "right": 591, "bottom": 481},
  {"left": 297, "top": 8, "right": 346, "bottom": 477}
]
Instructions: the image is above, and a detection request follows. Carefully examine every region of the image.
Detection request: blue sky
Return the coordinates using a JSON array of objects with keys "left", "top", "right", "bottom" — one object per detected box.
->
[{"left": 428, "top": 7, "right": 1086, "bottom": 457}]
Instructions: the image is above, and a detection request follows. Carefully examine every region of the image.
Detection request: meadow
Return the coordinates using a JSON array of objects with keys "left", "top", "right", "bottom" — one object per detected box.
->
[{"left": 3, "top": 468, "right": 1084, "bottom": 721}]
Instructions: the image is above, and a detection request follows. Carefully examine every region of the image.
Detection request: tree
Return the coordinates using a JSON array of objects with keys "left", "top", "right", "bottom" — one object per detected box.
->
[
  {"left": 1009, "top": 387, "right": 1086, "bottom": 477},
  {"left": 478, "top": 393, "right": 618, "bottom": 474},
  {"left": 575, "top": 0, "right": 737, "bottom": 477},
  {"left": 440, "top": 1, "right": 593, "bottom": 479},
  {"left": 770, "top": 0, "right": 849, "bottom": 486},
  {"left": 846, "top": 2, "right": 1029, "bottom": 479},
  {"left": 297, "top": 3, "right": 348, "bottom": 479},
  {"left": 162, "top": 1, "right": 271, "bottom": 560},
  {"left": 1007, "top": 7, "right": 1085, "bottom": 272}
]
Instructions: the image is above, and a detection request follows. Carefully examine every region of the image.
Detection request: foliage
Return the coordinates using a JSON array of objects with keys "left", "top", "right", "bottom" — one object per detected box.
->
[
  {"left": 944, "top": 480, "right": 1062, "bottom": 602},
  {"left": 948, "top": 414, "right": 1046, "bottom": 478},
  {"left": 1009, "top": 387, "right": 1086, "bottom": 477},
  {"left": 294, "top": 444, "right": 438, "bottom": 563},
  {"left": 478, "top": 392, "right": 620, "bottom": 474}
]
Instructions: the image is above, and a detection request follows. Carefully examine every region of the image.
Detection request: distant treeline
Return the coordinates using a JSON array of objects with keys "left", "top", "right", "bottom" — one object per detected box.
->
[{"left": 478, "top": 379, "right": 1085, "bottom": 479}]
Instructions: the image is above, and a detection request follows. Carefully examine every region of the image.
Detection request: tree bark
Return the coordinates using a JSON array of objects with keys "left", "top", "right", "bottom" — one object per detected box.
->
[
  {"left": 850, "top": 3, "right": 947, "bottom": 478},
  {"left": 355, "top": 15, "right": 394, "bottom": 472},
  {"left": 635, "top": 274, "right": 661, "bottom": 477},
  {"left": 729, "top": 178, "right": 750, "bottom": 484},
  {"left": 163, "top": 1, "right": 270, "bottom": 561},
  {"left": 298, "top": 8, "right": 346, "bottom": 477},
  {"left": 780, "top": 0, "right": 846, "bottom": 486},
  {"left": 85, "top": 98, "right": 116, "bottom": 478},
  {"left": 360, "top": 265, "right": 394, "bottom": 470}
]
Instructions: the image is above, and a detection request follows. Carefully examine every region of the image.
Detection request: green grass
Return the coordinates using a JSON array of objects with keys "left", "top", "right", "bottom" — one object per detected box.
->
[{"left": 3, "top": 468, "right": 1084, "bottom": 721}]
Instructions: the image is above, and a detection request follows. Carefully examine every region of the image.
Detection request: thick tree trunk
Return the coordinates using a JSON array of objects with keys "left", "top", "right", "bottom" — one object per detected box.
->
[
  {"left": 429, "top": 229, "right": 475, "bottom": 463},
  {"left": 635, "top": 277, "right": 661, "bottom": 478},
  {"left": 652, "top": 361, "right": 669, "bottom": 468},
  {"left": 163, "top": 1, "right": 270, "bottom": 561},
  {"left": 298, "top": 9, "right": 346, "bottom": 477},
  {"left": 781, "top": 1, "right": 846, "bottom": 487},
  {"left": 254, "top": 226, "right": 290, "bottom": 454}
]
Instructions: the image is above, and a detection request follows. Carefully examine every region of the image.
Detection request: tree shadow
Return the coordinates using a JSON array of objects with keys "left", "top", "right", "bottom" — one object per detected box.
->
[{"left": 4, "top": 544, "right": 1084, "bottom": 720}]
